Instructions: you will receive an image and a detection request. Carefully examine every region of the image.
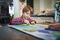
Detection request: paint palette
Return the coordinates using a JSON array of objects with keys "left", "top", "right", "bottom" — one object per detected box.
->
[
  {"left": 8, "top": 24, "right": 60, "bottom": 40},
  {"left": 52, "top": 32, "right": 60, "bottom": 38},
  {"left": 38, "top": 30, "right": 51, "bottom": 34}
]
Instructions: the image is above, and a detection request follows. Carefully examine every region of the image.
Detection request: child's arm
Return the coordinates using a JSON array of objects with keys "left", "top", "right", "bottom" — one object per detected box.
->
[
  {"left": 9, "top": 18, "right": 24, "bottom": 25},
  {"left": 28, "top": 18, "right": 36, "bottom": 24},
  {"left": 28, "top": 18, "right": 44, "bottom": 24},
  {"left": 48, "top": 23, "right": 60, "bottom": 30}
]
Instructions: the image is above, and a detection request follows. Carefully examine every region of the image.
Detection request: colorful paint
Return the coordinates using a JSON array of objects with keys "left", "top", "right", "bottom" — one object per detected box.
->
[{"left": 8, "top": 24, "right": 60, "bottom": 40}]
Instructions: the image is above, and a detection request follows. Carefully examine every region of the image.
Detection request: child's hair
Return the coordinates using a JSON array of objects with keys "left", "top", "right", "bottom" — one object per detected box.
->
[
  {"left": 19, "top": 0, "right": 25, "bottom": 2},
  {"left": 22, "top": 5, "right": 32, "bottom": 14}
]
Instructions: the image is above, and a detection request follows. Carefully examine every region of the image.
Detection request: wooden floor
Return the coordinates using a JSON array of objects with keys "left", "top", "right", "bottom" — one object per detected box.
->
[{"left": 0, "top": 25, "right": 43, "bottom": 40}]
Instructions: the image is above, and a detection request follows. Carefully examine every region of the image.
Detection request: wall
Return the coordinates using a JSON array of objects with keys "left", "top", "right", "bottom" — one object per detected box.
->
[
  {"left": 34, "top": 0, "right": 40, "bottom": 14},
  {"left": 13, "top": 0, "right": 26, "bottom": 18},
  {"left": 44, "top": 0, "right": 55, "bottom": 10},
  {"left": 44, "top": 0, "right": 52, "bottom": 9},
  {"left": 40, "top": 0, "right": 45, "bottom": 11},
  {"left": 13, "top": 0, "right": 19, "bottom": 18},
  {"left": 13, "top": 0, "right": 55, "bottom": 18},
  {"left": 33, "top": 0, "right": 55, "bottom": 15}
]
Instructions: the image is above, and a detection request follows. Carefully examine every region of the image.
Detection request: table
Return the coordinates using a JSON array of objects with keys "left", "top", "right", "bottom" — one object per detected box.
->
[{"left": 8, "top": 24, "right": 60, "bottom": 40}]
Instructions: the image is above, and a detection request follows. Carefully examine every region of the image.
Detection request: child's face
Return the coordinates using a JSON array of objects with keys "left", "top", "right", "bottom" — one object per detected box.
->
[{"left": 23, "top": 11, "right": 31, "bottom": 19}]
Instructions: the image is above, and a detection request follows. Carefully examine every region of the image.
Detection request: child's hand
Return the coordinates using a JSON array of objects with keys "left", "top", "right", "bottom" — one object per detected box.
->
[
  {"left": 24, "top": 20, "right": 30, "bottom": 24},
  {"left": 31, "top": 21, "right": 35, "bottom": 25}
]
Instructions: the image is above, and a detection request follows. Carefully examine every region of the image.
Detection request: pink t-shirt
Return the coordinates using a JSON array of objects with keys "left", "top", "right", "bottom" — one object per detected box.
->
[{"left": 10, "top": 16, "right": 36, "bottom": 25}]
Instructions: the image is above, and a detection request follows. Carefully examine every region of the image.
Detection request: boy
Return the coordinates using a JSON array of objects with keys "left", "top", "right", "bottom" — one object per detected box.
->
[{"left": 10, "top": 5, "right": 36, "bottom": 25}]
